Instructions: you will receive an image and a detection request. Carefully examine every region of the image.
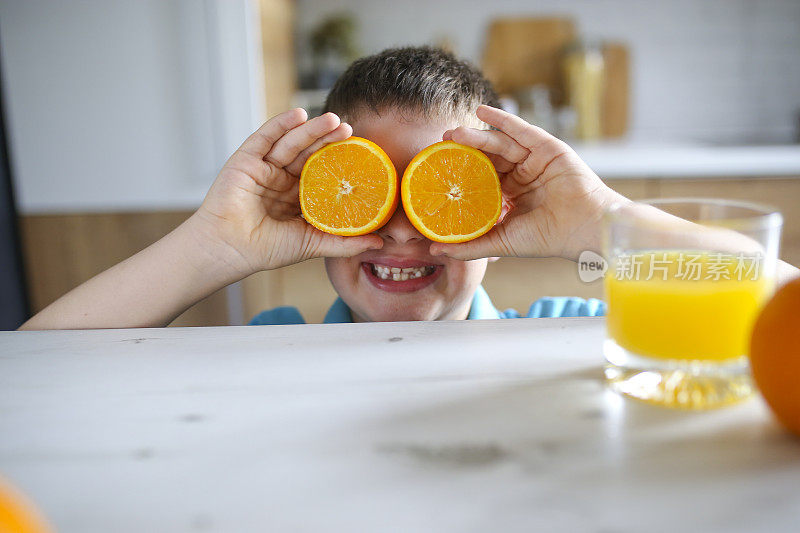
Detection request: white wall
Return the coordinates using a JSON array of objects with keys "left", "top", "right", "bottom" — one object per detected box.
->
[
  {"left": 295, "top": 0, "right": 800, "bottom": 145},
  {"left": 0, "top": 0, "right": 264, "bottom": 214}
]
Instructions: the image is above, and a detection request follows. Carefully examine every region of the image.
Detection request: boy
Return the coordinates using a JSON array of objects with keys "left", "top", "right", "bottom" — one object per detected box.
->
[
  {"left": 253, "top": 47, "right": 610, "bottom": 325},
  {"left": 18, "top": 47, "right": 796, "bottom": 329}
]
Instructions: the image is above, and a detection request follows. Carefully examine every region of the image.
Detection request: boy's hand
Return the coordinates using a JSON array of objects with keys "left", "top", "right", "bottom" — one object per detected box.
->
[
  {"left": 432, "top": 105, "right": 628, "bottom": 262},
  {"left": 193, "top": 109, "right": 383, "bottom": 276}
]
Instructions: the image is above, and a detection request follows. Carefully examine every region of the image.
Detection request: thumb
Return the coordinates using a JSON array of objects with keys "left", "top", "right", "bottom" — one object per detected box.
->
[
  {"left": 306, "top": 229, "right": 384, "bottom": 259},
  {"left": 429, "top": 227, "right": 512, "bottom": 260}
]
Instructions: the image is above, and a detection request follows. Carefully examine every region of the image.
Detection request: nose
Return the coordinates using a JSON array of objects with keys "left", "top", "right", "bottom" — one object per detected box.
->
[{"left": 376, "top": 205, "right": 425, "bottom": 244}]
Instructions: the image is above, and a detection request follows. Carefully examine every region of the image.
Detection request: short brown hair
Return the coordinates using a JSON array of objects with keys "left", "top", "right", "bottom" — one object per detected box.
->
[{"left": 324, "top": 46, "right": 500, "bottom": 123}]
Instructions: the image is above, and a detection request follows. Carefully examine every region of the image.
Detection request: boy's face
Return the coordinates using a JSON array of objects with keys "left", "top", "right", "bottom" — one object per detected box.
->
[{"left": 324, "top": 108, "right": 490, "bottom": 322}]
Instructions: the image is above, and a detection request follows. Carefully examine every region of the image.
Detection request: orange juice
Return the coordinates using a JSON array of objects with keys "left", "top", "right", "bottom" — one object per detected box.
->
[{"left": 605, "top": 251, "right": 773, "bottom": 361}]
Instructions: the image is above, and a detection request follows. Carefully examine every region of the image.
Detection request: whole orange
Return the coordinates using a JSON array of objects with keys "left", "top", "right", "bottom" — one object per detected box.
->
[
  {"left": 0, "top": 477, "right": 52, "bottom": 533},
  {"left": 749, "top": 276, "right": 800, "bottom": 435}
]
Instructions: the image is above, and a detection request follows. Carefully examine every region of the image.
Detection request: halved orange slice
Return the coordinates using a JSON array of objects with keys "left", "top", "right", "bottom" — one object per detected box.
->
[
  {"left": 401, "top": 141, "right": 501, "bottom": 243},
  {"left": 300, "top": 136, "right": 398, "bottom": 236}
]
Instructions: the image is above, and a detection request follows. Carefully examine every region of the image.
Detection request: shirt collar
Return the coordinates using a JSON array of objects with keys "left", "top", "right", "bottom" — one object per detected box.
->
[
  {"left": 323, "top": 297, "right": 354, "bottom": 323},
  {"left": 467, "top": 285, "right": 503, "bottom": 320}
]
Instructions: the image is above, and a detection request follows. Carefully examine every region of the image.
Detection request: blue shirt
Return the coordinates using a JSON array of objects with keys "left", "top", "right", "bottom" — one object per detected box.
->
[{"left": 248, "top": 286, "right": 605, "bottom": 325}]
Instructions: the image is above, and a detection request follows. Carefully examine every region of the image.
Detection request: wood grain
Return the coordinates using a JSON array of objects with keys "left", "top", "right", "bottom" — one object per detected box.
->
[
  {"left": 5, "top": 320, "right": 793, "bottom": 532},
  {"left": 19, "top": 212, "right": 229, "bottom": 327},
  {"left": 17, "top": 178, "right": 798, "bottom": 327},
  {"left": 654, "top": 177, "right": 800, "bottom": 264},
  {"left": 481, "top": 17, "right": 576, "bottom": 104},
  {"left": 483, "top": 178, "right": 652, "bottom": 312},
  {"left": 259, "top": 0, "right": 296, "bottom": 116},
  {"left": 602, "top": 43, "right": 630, "bottom": 138}
]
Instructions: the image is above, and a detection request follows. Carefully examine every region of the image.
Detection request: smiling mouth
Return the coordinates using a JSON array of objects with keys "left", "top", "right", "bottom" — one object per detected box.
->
[
  {"left": 369, "top": 263, "right": 437, "bottom": 281},
  {"left": 361, "top": 261, "right": 443, "bottom": 293}
]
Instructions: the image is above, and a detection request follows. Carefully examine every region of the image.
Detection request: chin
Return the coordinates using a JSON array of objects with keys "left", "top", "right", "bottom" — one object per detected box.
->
[
  {"left": 324, "top": 255, "right": 481, "bottom": 323},
  {"left": 356, "top": 301, "right": 441, "bottom": 323}
]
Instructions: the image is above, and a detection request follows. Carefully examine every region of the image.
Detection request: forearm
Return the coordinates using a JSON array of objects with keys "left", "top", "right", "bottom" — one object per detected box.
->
[
  {"left": 562, "top": 186, "right": 632, "bottom": 262},
  {"left": 19, "top": 214, "right": 252, "bottom": 330},
  {"left": 586, "top": 195, "right": 799, "bottom": 285}
]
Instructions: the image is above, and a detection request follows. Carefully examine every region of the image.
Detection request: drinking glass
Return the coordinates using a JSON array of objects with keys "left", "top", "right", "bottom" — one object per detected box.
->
[{"left": 603, "top": 198, "right": 783, "bottom": 409}]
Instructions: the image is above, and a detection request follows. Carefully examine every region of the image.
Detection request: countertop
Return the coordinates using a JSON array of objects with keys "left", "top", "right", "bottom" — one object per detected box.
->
[
  {"left": 574, "top": 141, "right": 800, "bottom": 179},
  {"left": 18, "top": 141, "right": 800, "bottom": 215},
  {"left": 1, "top": 318, "right": 798, "bottom": 532}
]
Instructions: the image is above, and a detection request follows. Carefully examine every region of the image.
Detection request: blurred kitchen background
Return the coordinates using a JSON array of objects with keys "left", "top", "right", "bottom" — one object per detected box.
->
[{"left": 0, "top": 0, "right": 799, "bottom": 328}]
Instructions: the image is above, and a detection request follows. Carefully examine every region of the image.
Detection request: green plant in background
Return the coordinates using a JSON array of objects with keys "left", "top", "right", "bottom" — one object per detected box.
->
[
  {"left": 309, "top": 13, "right": 359, "bottom": 88},
  {"left": 310, "top": 14, "right": 358, "bottom": 60}
]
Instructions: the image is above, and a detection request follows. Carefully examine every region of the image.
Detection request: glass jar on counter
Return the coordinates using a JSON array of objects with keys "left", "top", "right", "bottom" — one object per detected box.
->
[{"left": 563, "top": 41, "right": 605, "bottom": 141}]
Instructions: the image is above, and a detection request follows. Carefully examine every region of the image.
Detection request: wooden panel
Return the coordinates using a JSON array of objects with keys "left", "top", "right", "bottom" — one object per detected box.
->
[
  {"left": 245, "top": 257, "right": 603, "bottom": 323},
  {"left": 241, "top": 259, "right": 338, "bottom": 324},
  {"left": 19, "top": 212, "right": 229, "bottom": 327},
  {"left": 484, "top": 178, "right": 693, "bottom": 312},
  {"left": 235, "top": 178, "right": 800, "bottom": 324},
  {"left": 483, "top": 257, "right": 603, "bottom": 314},
  {"left": 29, "top": 179, "right": 790, "bottom": 328},
  {"left": 481, "top": 181, "right": 651, "bottom": 312},
  {"left": 239, "top": 179, "right": 663, "bottom": 322},
  {"left": 232, "top": 177, "right": 800, "bottom": 323},
  {"left": 280, "top": 258, "right": 339, "bottom": 324},
  {"left": 481, "top": 18, "right": 576, "bottom": 103},
  {"left": 601, "top": 43, "right": 630, "bottom": 138},
  {"left": 604, "top": 178, "right": 655, "bottom": 200},
  {"left": 259, "top": 0, "right": 296, "bottom": 116},
  {"left": 241, "top": 269, "right": 284, "bottom": 324},
  {"left": 654, "top": 177, "right": 800, "bottom": 265}
]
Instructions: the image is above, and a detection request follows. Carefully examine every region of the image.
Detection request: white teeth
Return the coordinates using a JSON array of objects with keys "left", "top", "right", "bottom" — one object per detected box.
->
[{"left": 370, "top": 264, "right": 435, "bottom": 281}]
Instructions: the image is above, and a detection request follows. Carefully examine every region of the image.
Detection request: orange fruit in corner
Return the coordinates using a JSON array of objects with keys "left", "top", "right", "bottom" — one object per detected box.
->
[
  {"left": 401, "top": 141, "right": 502, "bottom": 243},
  {"left": 0, "top": 478, "right": 52, "bottom": 533},
  {"left": 300, "top": 137, "right": 398, "bottom": 236},
  {"left": 749, "top": 276, "right": 800, "bottom": 435}
]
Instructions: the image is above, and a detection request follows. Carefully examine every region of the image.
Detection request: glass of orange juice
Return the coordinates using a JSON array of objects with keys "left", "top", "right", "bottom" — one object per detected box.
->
[{"left": 603, "top": 198, "right": 783, "bottom": 409}]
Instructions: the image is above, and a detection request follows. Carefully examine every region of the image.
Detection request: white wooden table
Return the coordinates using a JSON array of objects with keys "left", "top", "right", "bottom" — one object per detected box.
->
[{"left": 1, "top": 318, "right": 798, "bottom": 532}]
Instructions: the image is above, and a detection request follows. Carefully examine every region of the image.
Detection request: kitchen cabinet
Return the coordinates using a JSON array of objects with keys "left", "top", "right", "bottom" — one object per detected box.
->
[
  {"left": 484, "top": 177, "right": 800, "bottom": 314},
  {"left": 246, "top": 176, "right": 800, "bottom": 321},
  {"left": 8, "top": 0, "right": 294, "bottom": 327},
  {"left": 19, "top": 212, "right": 229, "bottom": 327},
  {"left": 22, "top": 176, "right": 798, "bottom": 326}
]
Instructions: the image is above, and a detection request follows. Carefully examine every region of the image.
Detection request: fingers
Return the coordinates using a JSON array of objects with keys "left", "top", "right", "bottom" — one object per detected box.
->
[
  {"left": 429, "top": 226, "right": 515, "bottom": 261},
  {"left": 228, "top": 112, "right": 351, "bottom": 195},
  {"left": 284, "top": 122, "right": 353, "bottom": 176},
  {"left": 239, "top": 108, "right": 307, "bottom": 158},
  {"left": 475, "top": 105, "right": 571, "bottom": 163},
  {"left": 443, "top": 129, "right": 516, "bottom": 175},
  {"left": 303, "top": 228, "right": 384, "bottom": 260},
  {"left": 265, "top": 112, "right": 344, "bottom": 169},
  {"left": 262, "top": 181, "right": 301, "bottom": 217},
  {"left": 452, "top": 106, "right": 578, "bottom": 187},
  {"left": 265, "top": 199, "right": 301, "bottom": 220},
  {"left": 263, "top": 119, "right": 351, "bottom": 194},
  {"left": 446, "top": 127, "right": 529, "bottom": 165},
  {"left": 486, "top": 153, "right": 516, "bottom": 174}
]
